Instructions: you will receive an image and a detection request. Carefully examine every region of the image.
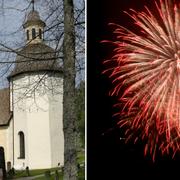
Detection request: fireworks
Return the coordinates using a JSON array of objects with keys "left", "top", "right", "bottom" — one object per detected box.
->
[{"left": 103, "top": 0, "right": 180, "bottom": 161}]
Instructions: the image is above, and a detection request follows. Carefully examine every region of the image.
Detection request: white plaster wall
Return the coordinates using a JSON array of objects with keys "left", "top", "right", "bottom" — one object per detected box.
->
[
  {"left": 11, "top": 73, "right": 63, "bottom": 169},
  {"left": 26, "top": 93, "right": 51, "bottom": 169},
  {"left": 0, "top": 124, "right": 14, "bottom": 169},
  {"left": 13, "top": 82, "right": 28, "bottom": 169},
  {"left": 10, "top": 82, "right": 13, "bottom": 112},
  {"left": 48, "top": 76, "right": 64, "bottom": 167},
  {"left": 12, "top": 74, "right": 46, "bottom": 169},
  {"left": 6, "top": 119, "right": 13, "bottom": 166},
  {"left": 0, "top": 127, "right": 7, "bottom": 160},
  {"left": 12, "top": 74, "right": 38, "bottom": 169}
]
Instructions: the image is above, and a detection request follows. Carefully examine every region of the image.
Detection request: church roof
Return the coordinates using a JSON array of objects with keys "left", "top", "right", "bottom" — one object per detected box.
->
[
  {"left": 9, "top": 43, "right": 63, "bottom": 78},
  {"left": 27, "top": 10, "right": 40, "bottom": 21},
  {"left": 0, "top": 88, "right": 12, "bottom": 126},
  {"left": 23, "top": 10, "right": 46, "bottom": 28}
]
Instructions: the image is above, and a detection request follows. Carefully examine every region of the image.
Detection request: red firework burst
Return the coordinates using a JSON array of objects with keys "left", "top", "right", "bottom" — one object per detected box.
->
[{"left": 103, "top": 0, "right": 180, "bottom": 161}]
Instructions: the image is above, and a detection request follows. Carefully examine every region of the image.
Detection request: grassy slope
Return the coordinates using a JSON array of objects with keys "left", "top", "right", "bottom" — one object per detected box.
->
[{"left": 8, "top": 150, "right": 85, "bottom": 180}]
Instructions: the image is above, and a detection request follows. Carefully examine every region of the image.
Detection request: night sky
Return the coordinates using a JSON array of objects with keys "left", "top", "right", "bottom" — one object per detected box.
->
[{"left": 87, "top": 0, "right": 180, "bottom": 179}]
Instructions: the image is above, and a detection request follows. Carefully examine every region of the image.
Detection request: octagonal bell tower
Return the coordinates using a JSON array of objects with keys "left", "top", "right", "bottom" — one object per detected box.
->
[{"left": 23, "top": 9, "right": 45, "bottom": 44}]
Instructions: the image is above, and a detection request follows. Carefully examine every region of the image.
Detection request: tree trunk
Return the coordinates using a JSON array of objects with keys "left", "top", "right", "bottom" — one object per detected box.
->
[{"left": 63, "top": 0, "right": 77, "bottom": 179}]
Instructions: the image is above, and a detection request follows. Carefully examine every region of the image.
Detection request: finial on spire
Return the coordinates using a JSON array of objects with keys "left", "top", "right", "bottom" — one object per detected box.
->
[{"left": 32, "top": 0, "right": 35, "bottom": 11}]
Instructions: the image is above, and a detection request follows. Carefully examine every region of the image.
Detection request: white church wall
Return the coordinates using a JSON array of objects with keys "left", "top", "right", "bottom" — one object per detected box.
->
[
  {"left": 26, "top": 91, "right": 52, "bottom": 169},
  {"left": 6, "top": 119, "right": 13, "bottom": 167},
  {"left": 11, "top": 73, "right": 63, "bottom": 169},
  {"left": 0, "top": 126, "right": 8, "bottom": 160},
  {"left": 0, "top": 124, "right": 14, "bottom": 169},
  {"left": 48, "top": 75, "right": 64, "bottom": 167},
  {"left": 10, "top": 82, "right": 13, "bottom": 112},
  {"left": 12, "top": 76, "right": 28, "bottom": 169}
]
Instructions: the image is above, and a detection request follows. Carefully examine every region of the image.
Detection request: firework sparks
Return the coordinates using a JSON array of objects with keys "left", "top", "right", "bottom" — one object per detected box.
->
[{"left": 103, "top": 0, "right": 180, "bottom": 161}]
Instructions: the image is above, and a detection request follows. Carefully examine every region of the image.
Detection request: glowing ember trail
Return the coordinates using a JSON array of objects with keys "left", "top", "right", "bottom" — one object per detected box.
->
[{"left": 103, "top": 0, "right": 180, "bottom": 161}]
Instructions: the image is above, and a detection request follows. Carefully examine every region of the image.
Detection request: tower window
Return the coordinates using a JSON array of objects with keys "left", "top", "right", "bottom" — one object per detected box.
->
[
  {"left": 39, "top": 29, "right": 42, "bottom": 39},
  {"left": 18, "top": 131, "right": 25, "bottom": 159},
  {"left": 32, "top": 28, "right": 36, "bottom": 39},
  {"left": 27, "top": 30, "right": 29, "bottom": 41}
]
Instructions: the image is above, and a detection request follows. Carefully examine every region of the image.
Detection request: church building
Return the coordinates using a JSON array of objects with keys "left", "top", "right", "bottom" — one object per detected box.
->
[{"left": 0, "top": 6, "right": 64, "bottom": 170}]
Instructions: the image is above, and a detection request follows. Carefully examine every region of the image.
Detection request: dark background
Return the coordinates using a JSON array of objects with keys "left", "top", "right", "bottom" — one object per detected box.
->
[{"left": 87, "top": 0, "right": 180, "bottom": 179}]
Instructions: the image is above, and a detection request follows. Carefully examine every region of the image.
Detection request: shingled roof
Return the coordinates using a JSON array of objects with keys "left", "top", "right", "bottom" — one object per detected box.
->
[
  {"left": 9, "top": 43, "right": 63, "bottom": 78},
  {"left": 23, "top": 10, "right": 46, "bottom": 28},
  {"left": 0, "top": 88, "right": 12, "bottom": 126}
]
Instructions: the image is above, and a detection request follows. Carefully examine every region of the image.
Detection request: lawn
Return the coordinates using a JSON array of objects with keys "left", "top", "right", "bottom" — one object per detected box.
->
[
  {"left": 6, "top": 167, "right": 61, "bottom": 179},
  {"left": 33, "top": 168, "right": 85, "bottom": 180},
  {"left": 7, "top": 150, "right": 85, "bottom": 180},
  {"left": 8, "top": 166, "right": 85, "bottom": 180}
]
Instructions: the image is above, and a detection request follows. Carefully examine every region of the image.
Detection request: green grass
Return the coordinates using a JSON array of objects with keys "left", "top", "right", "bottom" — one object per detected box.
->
[
  {"left": 26, "top": 167, "right": 60, "bottom": 177},
  {"left": 7, "top": 150, "right": 85, "bottom": 180},
  {"left": 77, "top": 149, "right": 85, "bottom": 180},
  {"left": 33, "top": 171, "right": 63, "bottom": 180},
  {"left": 7, "top": 167, "right": 60, "bottom": 179},
  {"left": 78, "top": 166, "right": 85, "bottom": 180},
  {"left": 77, "top": 149, "right": 85, "bottom": 164},
  {"left": 33, "top": 167, "right": 85, "bottom": 180},
  {"left": 8, "top": 166, "right": 84, "bottom": 180}
]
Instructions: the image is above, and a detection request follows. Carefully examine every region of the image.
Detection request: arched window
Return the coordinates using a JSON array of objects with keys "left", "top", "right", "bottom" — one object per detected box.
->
[
  {"left": 39, "top": 29, "right": 42, "bottom": 39},
  {"left": 27, "top": 30, "right": 29, "bottom": 40},
  {"left": 32, "top": 28, "right": 36, "bottom": 39},
  {"left": 18, "top": 131, "right": 25, "bottom": 159}
]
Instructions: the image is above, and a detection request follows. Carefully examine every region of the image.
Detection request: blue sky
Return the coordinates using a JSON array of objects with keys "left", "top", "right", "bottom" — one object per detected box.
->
[{"left": 0, "top": 0, "right": 28, "bottom": 87}]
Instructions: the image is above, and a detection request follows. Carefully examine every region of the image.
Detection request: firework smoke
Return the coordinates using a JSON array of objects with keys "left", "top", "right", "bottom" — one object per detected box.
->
[{"left": 103, "top": 0, "right": 180, "bottom": 161}]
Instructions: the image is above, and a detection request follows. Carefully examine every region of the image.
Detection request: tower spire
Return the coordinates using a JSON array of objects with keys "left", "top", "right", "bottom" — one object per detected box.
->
[
  {"left": 23, "top": 1, "right": 46, "bottom": 44},
  {"left": 32, "top": 0, "right": 35, "bottom": 11}
]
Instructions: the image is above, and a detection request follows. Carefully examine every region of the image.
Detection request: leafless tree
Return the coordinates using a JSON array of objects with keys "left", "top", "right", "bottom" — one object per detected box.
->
[{"left": 63, "top": 0, "right": 78, "bottom": 179}]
